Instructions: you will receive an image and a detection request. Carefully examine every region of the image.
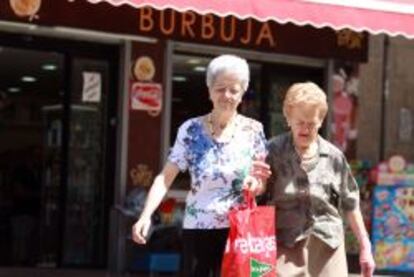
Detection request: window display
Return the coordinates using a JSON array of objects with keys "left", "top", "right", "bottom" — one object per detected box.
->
[{"left": 371, "top": 156, "right": 414, "bottom": 273}]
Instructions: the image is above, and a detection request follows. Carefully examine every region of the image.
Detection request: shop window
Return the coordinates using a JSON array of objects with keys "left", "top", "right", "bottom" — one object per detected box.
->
[{"left": 0, "top": 46, "right": 63, "bottom": 267}]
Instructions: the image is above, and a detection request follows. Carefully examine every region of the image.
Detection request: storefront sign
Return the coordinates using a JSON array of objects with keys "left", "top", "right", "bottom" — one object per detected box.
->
[
  {"left": 130, "top": 82, "right": 162, "bottom": 112},
  {"left": 138, "top": 8, "right": 276, "bottom": 48},
  {"left": 135, "top": 7, "right": 367, "bottom": 61},
  {"left": 0, "top": 0, "right": 368, "bottom": 61}
]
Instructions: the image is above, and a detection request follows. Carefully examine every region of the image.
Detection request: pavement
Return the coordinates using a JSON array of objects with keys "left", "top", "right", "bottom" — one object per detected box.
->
[{"left": 0, "top": 268, "right": 408, "bottom": 277}]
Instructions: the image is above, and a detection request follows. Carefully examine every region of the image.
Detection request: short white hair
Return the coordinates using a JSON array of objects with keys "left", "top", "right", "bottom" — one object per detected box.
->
[{"left": 206, "top": 55, "right": 250, "bottom": 91}]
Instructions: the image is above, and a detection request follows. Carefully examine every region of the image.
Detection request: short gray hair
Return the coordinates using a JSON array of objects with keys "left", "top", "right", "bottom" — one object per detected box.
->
[
  {"left": 206, "top": 55, "right": 250, "bottom": 91},
  {"left": 283, "top": 82, "right": 328, "bottom": 120}
]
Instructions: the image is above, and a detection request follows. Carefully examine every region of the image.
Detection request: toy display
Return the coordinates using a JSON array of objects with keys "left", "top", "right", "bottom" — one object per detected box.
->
[{"left": 371, "top": 155, "right": 414, "bottom": 272}]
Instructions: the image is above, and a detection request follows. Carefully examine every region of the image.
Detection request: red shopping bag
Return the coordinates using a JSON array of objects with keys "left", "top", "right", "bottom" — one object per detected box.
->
[{"left": 221, "top": 190, "right": 277, "bottom": 277}]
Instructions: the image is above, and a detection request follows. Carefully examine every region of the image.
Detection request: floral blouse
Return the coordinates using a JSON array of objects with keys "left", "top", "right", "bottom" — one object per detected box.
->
[{"left": 168, "top": 114, "right": 267, "bottom": 229}]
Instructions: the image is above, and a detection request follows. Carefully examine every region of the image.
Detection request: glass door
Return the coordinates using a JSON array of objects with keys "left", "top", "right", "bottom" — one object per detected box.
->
[{"left": 61, "top": 58, "right": 113, "bottom": 266}]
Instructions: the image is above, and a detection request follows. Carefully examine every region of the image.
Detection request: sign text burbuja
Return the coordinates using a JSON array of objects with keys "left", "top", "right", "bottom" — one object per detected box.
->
[{"left": 138, "top": 7, "right": 276, "bottom": 47}]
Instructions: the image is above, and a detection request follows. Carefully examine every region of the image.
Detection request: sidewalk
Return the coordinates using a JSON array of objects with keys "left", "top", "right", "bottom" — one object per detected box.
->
[
  {"left": 349, "top": 273, "right": 409, "bottom": 277},
  {"left": 0, "top": 268, "right": 407, "bottom": 276}
]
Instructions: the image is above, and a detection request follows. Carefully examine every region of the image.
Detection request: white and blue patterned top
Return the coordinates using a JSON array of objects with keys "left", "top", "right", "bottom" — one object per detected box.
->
[{"left": 168, "top": 114, "right": 267, "bottom": 229}]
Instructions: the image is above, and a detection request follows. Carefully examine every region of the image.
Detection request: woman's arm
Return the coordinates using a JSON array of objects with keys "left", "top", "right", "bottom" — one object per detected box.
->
[
  {"left": 346, "top": 208, "right": 375, "bottom": 277},
  {"left": 132, "top": 161, "right": 180, "bottom": 244},
  {"left": 140, "top": 162, "right": 180, "bottom": 218}
]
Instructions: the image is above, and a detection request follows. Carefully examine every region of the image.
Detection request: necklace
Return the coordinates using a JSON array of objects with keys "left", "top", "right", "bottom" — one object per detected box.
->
[
  {"left": 294, "top": 141, "right": 318, "bottom": 159},
  {"left": 207, "top": 113, "right": 237, "bottom": 137},
  {"left": 295, "top": 143, "right": 319, "bottom": 172}
]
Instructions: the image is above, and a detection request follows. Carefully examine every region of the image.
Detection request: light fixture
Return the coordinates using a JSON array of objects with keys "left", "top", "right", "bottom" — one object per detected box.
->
[
  {"left": 193, "top": 66, "right": 206, "bottom": 72},
  {"left": 173, "top": 76, "right": 187, "bottom": 82},
  {"left": 21, "top": 76, "right": 37, "bottom": 82},
  {"left": 187, "top": 58, "right": 201, "bottom": 64},
  {"left": 42, "top": 64, "right": 57, "bottom": 71},
  {"left": 8, "top": 87, "right": 21, "bottom": 93}
]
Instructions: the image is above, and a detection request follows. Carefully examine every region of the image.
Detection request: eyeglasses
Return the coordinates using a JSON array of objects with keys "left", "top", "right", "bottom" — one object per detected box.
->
[{"left": 290, "top": 120, "right": 321, "bottom": 130}]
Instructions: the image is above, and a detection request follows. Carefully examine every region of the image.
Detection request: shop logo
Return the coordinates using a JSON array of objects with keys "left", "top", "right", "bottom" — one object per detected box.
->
[
  {"left": 133, "top": 56, "right": 156, "bottom": 81},
  {"left": 225, "top": 233, "right": 276, "bottom": 258},
  {"left": 9, "top": 0, "right": 41, "bottom": 19},
  {"left": 250, "top": 258, "right": 273, "bottom": 277},
  {"left": 130, "top": 82, "right": 162, "bottom": 112}
]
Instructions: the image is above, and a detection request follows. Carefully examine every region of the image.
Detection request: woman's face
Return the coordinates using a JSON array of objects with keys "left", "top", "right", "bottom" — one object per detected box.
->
[
  {"left": 287, "top": 103, "right": 323, "bottom": 149},
  {"left": 209, "top": 72, "right": 244, "bottom": 113}
]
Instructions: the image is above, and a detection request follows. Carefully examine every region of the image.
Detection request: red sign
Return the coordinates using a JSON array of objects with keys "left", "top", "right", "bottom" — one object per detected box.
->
[{"left": 130, "top": 82, "right": 162, "bottom": 111}]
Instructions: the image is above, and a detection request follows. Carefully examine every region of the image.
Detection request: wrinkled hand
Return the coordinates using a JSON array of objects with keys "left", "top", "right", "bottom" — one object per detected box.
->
[
  {"left": 132, "top": 216, "right": 151, "bottom": 244},
  {"left": 250, "top": 159, "right": 271, "bottom": 184},
  {"left": 360, "top": 247, "right": 375, "bottom": 277}
]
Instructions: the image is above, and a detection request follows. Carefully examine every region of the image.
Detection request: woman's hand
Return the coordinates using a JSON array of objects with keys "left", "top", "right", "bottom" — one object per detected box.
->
[
  {"left": 131, "top": 216, "right": 152, "bottom": 244},
  {"left": 250, "top": 159, "right": 271, "bottom": 184},
  {"left": 359, "top": 239, "right": 375, "bottom": 277}
]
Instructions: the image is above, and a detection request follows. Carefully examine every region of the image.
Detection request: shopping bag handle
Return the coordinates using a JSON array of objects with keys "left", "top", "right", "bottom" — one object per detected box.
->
[{"left": 243, "top": 189, "right": 257, "bottom": 209}]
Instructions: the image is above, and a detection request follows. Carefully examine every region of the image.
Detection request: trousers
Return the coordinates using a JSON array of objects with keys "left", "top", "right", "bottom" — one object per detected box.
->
[{"left": 276, "top": 235, "right": 348, "bottom": 277}]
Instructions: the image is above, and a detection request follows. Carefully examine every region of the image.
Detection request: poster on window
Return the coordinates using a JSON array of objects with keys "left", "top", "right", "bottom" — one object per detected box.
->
[
  {"left": 130, "top": 82, "right": 162, "bottom": 112},
  {"left": 82, "top": 72, "right": 102, "bottom": 103},
  {"left": 330, "top": 63, "right": 360, "bottom": 159}
]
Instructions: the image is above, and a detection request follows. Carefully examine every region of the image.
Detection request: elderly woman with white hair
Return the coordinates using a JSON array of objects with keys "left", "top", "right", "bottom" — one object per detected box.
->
[
  {"left": 132, "top": 54, "right": 267, "bottom": 276},
  {"left": 261, "top": 82, "right": 376, "bottom": 277}
]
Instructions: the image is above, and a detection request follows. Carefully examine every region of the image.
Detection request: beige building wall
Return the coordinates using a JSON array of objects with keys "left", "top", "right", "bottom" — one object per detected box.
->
[
  {"left": 357, "top": 35, "right": 385, "bottom": 163},
  {"left": 386, "top": 36, "right": 414, "bottom": 161},
  {"left": 357, "top": 35, "right": 414, "bottom": 163}
]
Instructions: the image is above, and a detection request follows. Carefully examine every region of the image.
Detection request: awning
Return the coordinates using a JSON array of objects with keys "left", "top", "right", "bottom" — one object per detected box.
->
[{"left": 87, "top": 0, "right": 414, "bottom": 39}]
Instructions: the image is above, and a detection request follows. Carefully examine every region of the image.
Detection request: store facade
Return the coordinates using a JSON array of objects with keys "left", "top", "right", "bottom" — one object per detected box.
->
[{"left": 0, "top": 0, "right": 369, "bottom": 273}]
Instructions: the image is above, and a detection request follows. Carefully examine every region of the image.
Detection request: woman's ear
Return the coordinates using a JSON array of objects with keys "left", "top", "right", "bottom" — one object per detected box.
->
[{"left": 286, "top": 120, "right": 291, "bottom": 127}]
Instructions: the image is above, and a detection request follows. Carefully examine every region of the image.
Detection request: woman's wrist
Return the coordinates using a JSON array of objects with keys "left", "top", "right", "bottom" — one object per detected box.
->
[
  {"left": 139, "top": 210, "right": 153, "bottom": 221},
  {"left": 359, "top": 235, "right": 372, "bottom": 251}
]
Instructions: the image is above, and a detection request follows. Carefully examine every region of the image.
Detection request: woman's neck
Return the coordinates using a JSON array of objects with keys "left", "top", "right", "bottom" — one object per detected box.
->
[
  {"left": 210, "top": 110, "right": 237, "bottom": 128},
  {"left": 294, "top": 141, "right": 318, "bottom": 160}
]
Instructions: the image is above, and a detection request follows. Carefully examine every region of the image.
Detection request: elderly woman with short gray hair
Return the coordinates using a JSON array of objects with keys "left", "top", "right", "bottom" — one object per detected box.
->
[
  {"left": 132, "top": 54, "right": 267, "bottom": 276},
  {"left": 261, "top": 82, "right": 375, "bottom": 277}
]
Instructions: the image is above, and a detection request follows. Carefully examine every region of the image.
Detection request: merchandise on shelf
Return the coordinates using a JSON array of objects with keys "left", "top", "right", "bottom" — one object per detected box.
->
[{"left": 371, "top": 155, "right": 414, "bottom": 272}]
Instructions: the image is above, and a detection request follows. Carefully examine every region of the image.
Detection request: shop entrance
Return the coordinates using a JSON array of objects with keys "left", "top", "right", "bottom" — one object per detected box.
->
[{"left": 0, "top": 34, "right": 119, "bottom": 268}]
